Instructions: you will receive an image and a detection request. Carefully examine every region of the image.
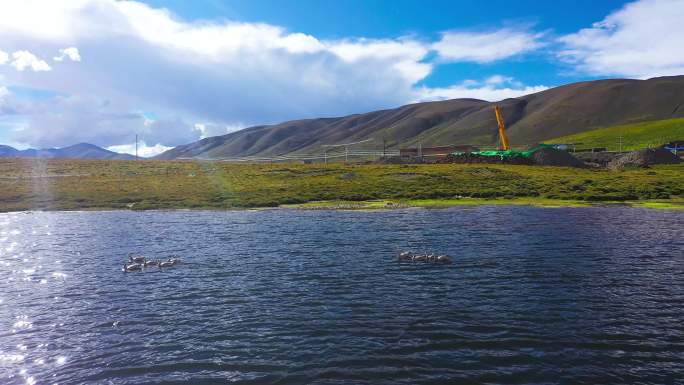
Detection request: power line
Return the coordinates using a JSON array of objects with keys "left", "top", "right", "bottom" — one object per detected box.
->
[
  {"left": 320, "top": 138, "right": 374, "bottom": 148},
  {"left": 179, "top": 149, "right": 399, "bottom": 163},
  {"left": 321, "top": 138, "right": 374, "bottom": 164}
]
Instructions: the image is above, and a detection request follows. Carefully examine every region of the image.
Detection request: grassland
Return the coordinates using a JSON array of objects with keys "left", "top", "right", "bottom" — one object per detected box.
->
[
  {"left": 546, "top": 118, "right": 684, "bottom": 151},
  {"left": 0, "top": 158, "right": 683, "bottom": 212}
]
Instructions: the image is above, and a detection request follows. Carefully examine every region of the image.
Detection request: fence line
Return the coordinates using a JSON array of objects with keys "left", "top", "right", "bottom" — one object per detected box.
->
[
  {"left": 177, "top": 138, "right": 681, "bottom": 163},
  {"left": 179, "top": 149, "right": 400, "bottom": 163}
]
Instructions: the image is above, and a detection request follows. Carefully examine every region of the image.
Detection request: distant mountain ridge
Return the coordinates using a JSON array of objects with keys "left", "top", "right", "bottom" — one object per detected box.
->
[
  {"left": 156, "top": 75, "right": 684, "bottom": 160},
  {"left": 0, "top": 143, "right": 137, "bottom": 160}
]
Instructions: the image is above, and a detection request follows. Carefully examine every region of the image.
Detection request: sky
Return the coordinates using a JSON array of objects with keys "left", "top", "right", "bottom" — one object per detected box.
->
[{"left": 0, "top": 0, "right": 683, "bottom": 156}]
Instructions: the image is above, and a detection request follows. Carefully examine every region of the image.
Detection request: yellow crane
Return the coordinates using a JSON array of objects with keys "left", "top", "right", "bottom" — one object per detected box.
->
[{"left": 494, "top": 106, "right": 510, "bottom": 151}]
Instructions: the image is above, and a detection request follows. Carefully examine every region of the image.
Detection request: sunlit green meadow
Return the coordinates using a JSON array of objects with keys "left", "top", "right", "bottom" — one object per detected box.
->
[{"left": 0, "top": 158, "right": 682, "bottom": 211}]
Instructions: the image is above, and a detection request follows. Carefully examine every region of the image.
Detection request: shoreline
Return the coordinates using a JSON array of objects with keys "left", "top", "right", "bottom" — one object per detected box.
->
[
  {"left": 2, "top": 198, "right": 683, "bottom": 214},
  {"left": 281, "top": 198, "right": 684, "bottom": 210}
]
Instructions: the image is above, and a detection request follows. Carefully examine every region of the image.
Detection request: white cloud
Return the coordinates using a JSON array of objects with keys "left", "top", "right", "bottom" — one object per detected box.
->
[
  {"left": 328, "top": 39, "right": 432, "bottom": 83},
  {"left": 416, "top": 76, "right": 548, "bottom": 102},
  {"left": 1, "top": 92, "right": 206, "bottom": 149},
  {"left": 111, "top": 1, "right": 327, "bottom": 56},
  {"left": 0, "top": 0, "right": 436, "bottom": 148},
  {"left": 559, "top": 0, "right": 684, "bottom": 78},
  {"left": 433, "top": 28, "right": 544, "bottom": 63},
  {"left": 54, "top": 47, "right": 81, "bottom": 62},
  {"left": 107, "top": 141, "right": 172, "bottom": 157},
  {"left": 0, "top": 86, "right": 8, "bottom": 99},
  {"left": 0, "top": 50, "right": 8, "bottom": 65},
  {"left": 485, "top": 75, "right": 515, "bottom": 86},
  {"left": 10, "top": 50, "right": 51, "bottom": 71},
  {"left": 143, "top": 118, "right": 201, "bottom": 146},
  {"left": 195, "top": 122, "right": 246, "bottom": 138},
  {"left": 0, "top": 0, "right": 550, "bottom": 150},
  {"left": 7, "top": 94, "right": 145, "bottom": 147}
]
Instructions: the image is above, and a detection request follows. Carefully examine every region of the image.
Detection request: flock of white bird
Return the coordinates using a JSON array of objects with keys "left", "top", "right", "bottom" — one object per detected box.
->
[
  {"left": 122, "top": 251, "right": 451, "bottom": 271},
  {"left": 123, "top": 253, "right": 181, "bottom": 272},
  {"left": 397, "top": 251, "right": 452, "bottom": 264}
]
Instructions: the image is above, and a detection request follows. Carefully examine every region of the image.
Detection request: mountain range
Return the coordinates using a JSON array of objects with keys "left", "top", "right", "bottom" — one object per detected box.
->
[
  {"left": 0, "top": 143, "right": 137, "bottom": 160},
  {"left": 3, "top": 76, "right": 683, "bottom": 161},
  {"left": 155, "top": 75, "right": 684, "bottom": 159}
]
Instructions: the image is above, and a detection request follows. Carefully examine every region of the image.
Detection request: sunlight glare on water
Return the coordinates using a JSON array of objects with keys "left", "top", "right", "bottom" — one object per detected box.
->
[{"left": 0, "top": 208, "right": 682, "bottom": 384}]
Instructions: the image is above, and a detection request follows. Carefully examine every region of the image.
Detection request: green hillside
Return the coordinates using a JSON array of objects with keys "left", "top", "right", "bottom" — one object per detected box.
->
[{"left": 546, "top": 118, "right": 684, "bottom": 151}]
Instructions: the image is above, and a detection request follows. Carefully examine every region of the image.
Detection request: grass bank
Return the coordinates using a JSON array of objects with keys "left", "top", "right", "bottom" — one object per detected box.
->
[
  {"left": 546, "top": 118, "right": 684, "bottom": 151},
  {"left": 0, "top": 158, "right": 683, "bottom": 212},
  {"left": 283, "top": 198, "right": 684, "bottom": 210}
]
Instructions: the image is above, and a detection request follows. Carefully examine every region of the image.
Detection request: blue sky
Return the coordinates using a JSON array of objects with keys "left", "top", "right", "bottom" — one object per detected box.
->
[
  {"left": 0, "top": 0, "right": 682, "bottom": 155},
  {"left": 144, "top": 0, "right": 627, "bottom": 87}
]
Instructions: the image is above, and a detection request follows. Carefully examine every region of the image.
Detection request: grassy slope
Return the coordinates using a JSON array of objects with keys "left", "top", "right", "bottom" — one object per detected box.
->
[
  {"left": 158, "top": 76, "right": 684, "bottom": 159},
  {"left": 0, "top": 158, "right": 683, "bottom": 212},
  {"left": 546, "top": 118, "right": 684, "bottom": 151}
]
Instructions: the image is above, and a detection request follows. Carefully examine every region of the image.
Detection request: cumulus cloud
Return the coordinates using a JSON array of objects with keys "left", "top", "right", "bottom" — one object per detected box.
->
[
  {"left": 433, "top": 28, "right": 544, "bottom": 63},
  {"left": 328, "top": 39, "right": 432, "bottom": 84},
  {"left": 53, "top": 47, "right": 81, "bottom": 62},
  {"left": 143, "top": 118, "right": 202, "bottom": 146},
  {"left": 0, "top": 91, "right": 203, "bottom": 149},
  {"left": 415, "top": 76, "right": 548, "bottom": 102},
  {"left": 559, "top": 0, "right": 684, "bottom": 78},
  {"left": 107, "top": 142, "right": 173, "bottom": 158},
  {"left": 0, "top": 50, "right": 8, "bottom": 65},
  {"left": 7, "top": 95, "right": 145, "bottom": 147},
  {"left": 195, "top": 123, "right": 246, "bottom": 138},
  {"left": 484, "top": 75, "right": 516, "bottom": 86},
  {"left": 0, "top": 0, "right": 435, "bottom": 149},
  {"left": 10, "top": 50, "right": 51, "bottom": 71},
  {"left": 0, "top": 86, "right": 8, "bottom": 99},
  {"left": 0, "top": 0, "right": 549, "bottom": 152}
]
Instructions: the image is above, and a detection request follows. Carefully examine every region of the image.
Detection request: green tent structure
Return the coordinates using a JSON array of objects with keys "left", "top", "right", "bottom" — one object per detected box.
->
[{"left": 454, "top": 144, "right": 558, "bottom": 160}]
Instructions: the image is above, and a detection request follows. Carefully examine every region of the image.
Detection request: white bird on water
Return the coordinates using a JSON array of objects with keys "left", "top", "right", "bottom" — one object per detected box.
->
[
  {"left": 159, "top": 256, "right": 181, "bottom": 268},
  {"left": 128, "top": 253, "right": 146, "bottom": 264},
  {"left": 397, "top": 251, "right": 413, "bottom": 261},
  {"left": 122, "top": 253, "right": 184, "bottom": 271},
  {"left": 396, "top": 251, "right": 451, "bottom": 264},
  {"left": 122, "top": 262, "right": 143, "bottom": 272},
  {"left": 144, "top": 259, "right": 159, "bottom": 267},
  {"left": 159, "top": 260, "right": 174, "bottom": 268}
]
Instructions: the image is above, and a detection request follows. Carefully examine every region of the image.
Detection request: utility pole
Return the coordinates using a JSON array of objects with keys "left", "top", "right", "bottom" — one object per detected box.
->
[
  {"left": 418, "top": 143, "right": 422, "bottom": 162},
  {"left": 618, "top": 132, "right": 623, "bottom": 152},
  {"left": 135, "top": 134, "right": 138, "bottom": 160},
  {"left": 345, "top": 146, "right": 349, "bottom": 163},
  {"left": 382, "top": 137, "right": 386, "bottom": 159}
]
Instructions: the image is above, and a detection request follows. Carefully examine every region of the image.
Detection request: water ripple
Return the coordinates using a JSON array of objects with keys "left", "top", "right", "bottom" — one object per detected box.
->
[{"left": 0, "top": 207, "right": 682, "bottom": 384}]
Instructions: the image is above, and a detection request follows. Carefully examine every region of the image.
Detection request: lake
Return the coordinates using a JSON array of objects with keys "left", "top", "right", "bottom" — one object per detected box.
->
[{"left": 1, "top": 207, "right": 683, "bottom": 384}]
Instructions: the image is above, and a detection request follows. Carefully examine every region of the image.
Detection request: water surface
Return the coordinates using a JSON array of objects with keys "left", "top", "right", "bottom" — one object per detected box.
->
[{"left": 0, "top": 207, "right": 683, "bottom": 384}]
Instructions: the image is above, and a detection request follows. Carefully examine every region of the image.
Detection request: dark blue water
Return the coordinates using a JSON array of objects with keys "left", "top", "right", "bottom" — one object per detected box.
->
[{"left": 0, "top": 207, "right": 683, "bottom": 385}]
